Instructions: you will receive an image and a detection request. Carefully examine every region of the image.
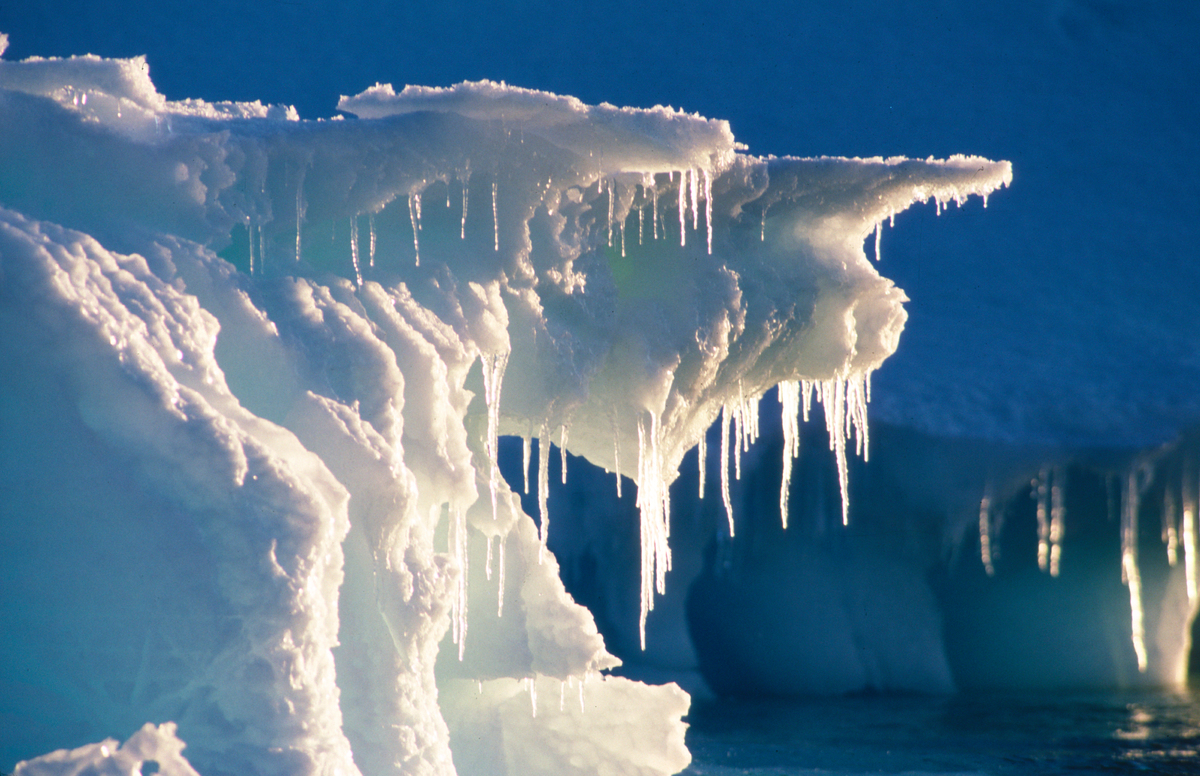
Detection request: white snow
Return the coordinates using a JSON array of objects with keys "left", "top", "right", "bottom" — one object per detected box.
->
[{"left": 0, "top": 44, "right": 1008, "bottom": 776}]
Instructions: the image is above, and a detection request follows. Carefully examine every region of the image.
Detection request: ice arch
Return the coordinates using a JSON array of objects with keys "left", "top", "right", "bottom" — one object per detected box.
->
[{"left": 0, "top": 43, "right": 1009, "bottom": 776}]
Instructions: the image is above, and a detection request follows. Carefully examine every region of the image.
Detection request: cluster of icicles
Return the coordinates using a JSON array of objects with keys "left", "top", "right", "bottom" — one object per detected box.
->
[
  {"left": 456, "top": 365, "right": 873, "bottom": 654},
  {"left": 977, "top": 460, "right": 1200, "bottom": 673},
  {"left": 242, "top": 165, "right": 724, "bottom": 280},
  {"left": 247, "top": 164, "right": 879, "bottom": 658}
]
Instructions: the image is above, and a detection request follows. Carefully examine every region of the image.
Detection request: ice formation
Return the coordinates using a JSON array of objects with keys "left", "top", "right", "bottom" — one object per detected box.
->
[{"left": 0, "top": 42, "right": 1009, "bottom": 776}]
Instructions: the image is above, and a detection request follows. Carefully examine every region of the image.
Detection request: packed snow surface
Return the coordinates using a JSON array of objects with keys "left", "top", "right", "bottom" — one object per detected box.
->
[{"left": 0, "top": 43, "right": 1008, "bottom": 776}]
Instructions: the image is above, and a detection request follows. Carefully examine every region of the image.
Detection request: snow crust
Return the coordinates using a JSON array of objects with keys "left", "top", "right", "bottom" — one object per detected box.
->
[{"left": 0, "top": 45, "right": 1008, "bottom": 775}]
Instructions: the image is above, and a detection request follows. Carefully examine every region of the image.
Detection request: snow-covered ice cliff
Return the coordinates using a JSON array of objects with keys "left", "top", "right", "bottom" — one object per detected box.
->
[{"left": 0, "top": 37, "right": 1010, "bottom": 775}]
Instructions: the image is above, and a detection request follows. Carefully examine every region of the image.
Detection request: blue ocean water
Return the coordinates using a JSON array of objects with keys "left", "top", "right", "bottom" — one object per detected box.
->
[{"left": 682, "top": 690, "right": 1200, "bottom": 775}]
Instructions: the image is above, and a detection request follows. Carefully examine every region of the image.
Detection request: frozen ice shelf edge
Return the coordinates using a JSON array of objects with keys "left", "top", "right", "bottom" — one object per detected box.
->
[{"left": 0, "top": 48, "right": 1009, "bottom": 776}]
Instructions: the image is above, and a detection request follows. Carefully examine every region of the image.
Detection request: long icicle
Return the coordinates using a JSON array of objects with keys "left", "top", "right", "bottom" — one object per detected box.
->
[
  {"left": 720, "top": 404, "right": 734, "bottom": 537},
  {"left": 537, "top": 424, "right": 550, "bottom": 563},
  {"left": 779, "top": 381, "right": 801, "bottom": 529},
  {"left": 409, "top": 191, "right": 422, "bottom": 266}
]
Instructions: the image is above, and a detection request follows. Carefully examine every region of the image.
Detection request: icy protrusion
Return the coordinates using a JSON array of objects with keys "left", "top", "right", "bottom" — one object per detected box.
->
[
  {"left": 1122, "top": 468, "right": 1148, "bottom": 672},
  {"left": 349, "top": 216, "right": 361, "bottom": 286},
  {"left": 1036, "top": 468, "right": 1050, "bottom": 572},
  {"left": 451, "top": 505, "right": 469, "bottom": 661},
  {"left": 368, "top": 212, "right": 376, "bottom": 267},
  {"left": 1050, "top": 467, "right": 1065, "bottom": 577},
  {"left": 409, "top": 191, "right": 422, "bottom": 265},
  {"left": 979, "top": 488, "right": 996, "bottom": 576},
  {"left": 814, "top": 375, "right": 871, "bottom": 526},
  {"left": 522, "top": 434, "right": 532, "bottom": 495},
  {"left": 689, "top": 167, "right": 699, "bottom": 231},
  {"left": 874, "top": 221, "right": 882, "bottom": 262},
  {"left": 677, "top": 170, "right": 686, "bottom": 247},
  {"left": 697, "top": 426, "right": 707, "bottom": 499},
  {"left": 1164, "top": 490, "right": 1179, "bottom": 567},
  {"left": 606, "top": 177, "right": 614, "bottom": 248},
  {"left": 611, "top": 413, "right": 623, "bottom": 499},
  {"left": 1185, "top": 471, "right": 1199, "bottom": 605},
  {"left": 779, "top": 380, "right": 802, "bottom": 529},
  {"left": 651, "top": 182, "right": 659, "bottom": 240},
  {"left": 560, "top": 424, "right": 569, "bottom": 485},
  {"left": 537, "top": 426, "right": 550, "bottom": 562},
  {"left": 295, "top": 170, "right": 306, "bottom": 262},
  {"left": 720, "top": 404, "right": 734, "bottom": 537},
  {"left": 638, "top": 197, "right": 645, "bottom": 245},
  {"left": 497, "top": 534, "right": 506, "bottom": 617},
  {"left": 480, "top": 351, "right": 510, "bottom": 521},
  {"left": 636, "top": 412, "right": 672, "bottom": 651},
  {"left": 492, "top": 180, "right": 499, "bottom": 251},
  {"left": 704, "top": 167, "right": 713, "bottom": 255},
  {"left": 460, "top": 174, "right": 469, "bottom": 238}
]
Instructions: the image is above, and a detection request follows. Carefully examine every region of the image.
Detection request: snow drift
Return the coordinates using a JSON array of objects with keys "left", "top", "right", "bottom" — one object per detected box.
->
[{"left": 0, "top": 39, "right": 1010, "bottom": 775}]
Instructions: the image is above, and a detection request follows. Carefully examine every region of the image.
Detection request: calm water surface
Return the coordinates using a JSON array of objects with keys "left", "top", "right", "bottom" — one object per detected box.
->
[{"left": 683, "top": 689, "right": 1200, "bottom": 775}]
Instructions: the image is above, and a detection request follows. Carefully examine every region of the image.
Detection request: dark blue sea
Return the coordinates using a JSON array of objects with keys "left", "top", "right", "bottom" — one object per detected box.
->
[{"left": 682, "top": 690, "right": 1200, "bottom": 775}]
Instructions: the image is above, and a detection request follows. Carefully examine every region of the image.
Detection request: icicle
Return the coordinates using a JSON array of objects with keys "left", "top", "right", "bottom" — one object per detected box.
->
[
  {"left": 779, "top": 380, "right": 801, "bottom": 529},
  {"left": 677, "top": 171, "right": 686, "bottom": 247},
  {"left": 607, "top": 178, "right": 614, "bottom": 248},
  {"left": 889, "top": 212, "right": 896, "bottom": 228},
  {"left": 620, "top": 216, "right": 626, "bottom": 258},
  {"left": 409, "top": 192, "right": 422, "bottom": 266},
  {"left": 820, "top": 380, "right": 850, "bottom": 527},
  {"left": 1121, "top": 468, "right": 1147, "bottom": 672},
  {"left": 492, "top": 180, "right": 499, "bottom": 251},
  {"left": 497, "top": 535, "right": 506, "bottom": 617},
  {"left": 639, "top": 201, "right": 645, "bottom": 245},
  {"left": 522, "top": 435, "right": 531, "bottom": 495},
  {"left": 461, "top": 175, "right": 469, "bottom": 239},
  {"left": 979, "top": 489, "right": 996, "bottom": 577},
  {"left": 874, "top": 221, "right": 882, "bottom": 262},
  {"left": 760, "top": 207, "right": 766, "bottom": 242},
  {"left": 259, "top": 222, "right": 267, "bottom": 274},
  {"left": 537, "top": 425, "right": 550, "bottom": 562},
  {"left": 560, "top": 425, "right": 569, "bottom": 485},
  {"left": 247, "top": 221, "right": 255, "bottom": 275},
  {"left": 349, "top": 216, "right": 362, "bottom": 287},
  {"left": 1035, "top": 469, "right": 1050, "bottom": 572},
  {"left": 527, "top": 676, "right": 537, "bottom": 718},
  {"left": 295, "top": 178, "right": 305, "bottom": 262},
  {"left": 612, "top": 413, "right": 623, "bottom": 499},
  {"left": 704, "top": 167, "right": 713, "bottom": 255},
  {"left": 698, "top": 428, "right": 707, "bottom": 499},
  {"left": 720, "top": 404, "right": 734, "bottom": 537},
  {"left": 368, "top": 213, "right": 376, "bottom": 267},
  {"left": 689, "top": 168, "right": 700, "bottom": 231},
  {"left": 1185, "top": 468, "right": 1198, "bottom": 605},
  {"left": 636, "top": 411, "right": 672, "bottom": 651},
  {"left": 733, "top": 400, "right": 743, "bottom": 482},
  {"left": 578, "top": 674, "right": 586, "bottom": 713},
  {"left": 485, "top": 533, "right": 493, "bottom": 580},
  {"left": 1164, "top": 490, "right": 1179, "bottom": 567},
  {"left": 651, "top": 184, "right": 659, "bottom": 240},
  {"left": 559, "top": 680, "right": 565, "bottom": 712},
  {"left": 447, "top": 505, "right": 469, "bottom": 661},
  {"left": 1049, "top": 467, "right": 1065, "bottom": 577},
  {"left": 480, "top": 352, "right": 509, "bottom": 522}
]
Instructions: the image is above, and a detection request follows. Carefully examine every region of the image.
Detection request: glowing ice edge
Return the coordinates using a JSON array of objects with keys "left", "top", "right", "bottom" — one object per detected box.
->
[{"left": 1, "top": 40, "right": 1009, "bottom": 776}]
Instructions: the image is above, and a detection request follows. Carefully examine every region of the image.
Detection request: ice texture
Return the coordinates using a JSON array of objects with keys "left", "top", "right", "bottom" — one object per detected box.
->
[{"left": 0, "top": 46, "right": 1008, "bottom": 775}]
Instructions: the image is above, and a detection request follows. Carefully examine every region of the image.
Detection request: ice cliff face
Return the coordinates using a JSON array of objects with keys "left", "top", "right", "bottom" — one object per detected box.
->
[{"left": 0, "top": 43, "right": 1009, "bottom": 775}]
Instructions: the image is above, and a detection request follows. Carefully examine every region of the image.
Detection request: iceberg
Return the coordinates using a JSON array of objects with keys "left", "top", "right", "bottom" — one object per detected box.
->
[{"left": 0, "top": 37, "right": 1010, "bottom": 775}]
